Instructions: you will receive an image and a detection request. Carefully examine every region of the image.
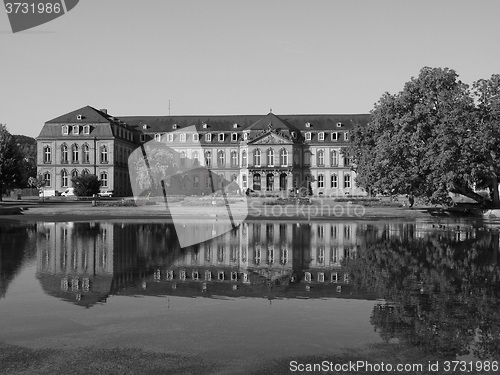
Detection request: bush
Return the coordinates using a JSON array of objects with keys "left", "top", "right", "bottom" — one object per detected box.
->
[{"left": 72, "top": 174, "right": 101, "bottom": 197}]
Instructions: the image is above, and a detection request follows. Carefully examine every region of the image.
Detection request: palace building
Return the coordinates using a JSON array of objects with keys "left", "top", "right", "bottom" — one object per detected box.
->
[{"left": 37, "top": 105, "right": 370, "bottom": 196}]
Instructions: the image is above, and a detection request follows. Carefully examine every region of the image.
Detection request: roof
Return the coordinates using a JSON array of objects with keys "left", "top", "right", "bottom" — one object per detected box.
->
[{"left": 46, "top": 105, "right": 113, "bottom": 124}]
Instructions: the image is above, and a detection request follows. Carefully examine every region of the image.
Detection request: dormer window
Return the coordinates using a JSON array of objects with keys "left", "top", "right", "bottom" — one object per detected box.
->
[
  {"left": 318, "top": 132, "right": 324, "bottom": 141},
  {"left": 76, "top": 114, "right": 83, "bottom": 121},
  {"left": 142, "top": 124, "right": 148, "bottom": 129},
  {"left": 331, "top": 132, "right": 338, "bottom": 141},
  {"left": 202, "top": 123, "right": 207, "bottom": 129},
  {"left": 167, "top": 133, "right": 173, "bottom": 142},
  {"left": 231, "top": 133, "right": 237, "bottom": 142},
  {"left": 243, "top": 133, "right": 248, "bottom": 140},
  {"left": 193, "top": 133, "right": 199, "bottom": 142},
  {"left": 233, "top": 123, "right": 238, "bottom": 129},
  {"left": 72, "top": 125, "right": 79, "bottom": 135},
  {"left": 291, "top": 131, "right": 296, "bottom": 139},
  {"left": 206, "top": 133, "right": 212, "bottom": 142},
  {"left": 140, "top": 134, "right": 146, "bottom": 142},
  {"left": 83, "top": 125, "right": 90, "bottom": 135},
  {"left": 305, "top": 122, "right": 311, "bottom": 128},
  {"left": 155, "top": 133, "right": 161, "bottom": 142},
  {"left": 218, "top": 133, "right": 225, "bottom": 142},
  {"left": 305, "top": 132, "right": 311, "bottom": 141},
  {"left": 173, "top": 124, "right": 178, "bottom": 129},
  {"left": 62, "top": 125, "right": 69, "bottom": 135},
  {"left": 344, "top": 132, "right": 349, "bottom": 141},
  {"left": 336, "top": 122, "right": 342, "bottom": 127},
  {"left": 180, "top": 133, "right": 186, "bottom": 142}
]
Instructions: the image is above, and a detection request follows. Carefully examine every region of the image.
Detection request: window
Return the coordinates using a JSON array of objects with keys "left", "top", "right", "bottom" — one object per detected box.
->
[
  {"left": 291, "top": 131, "right": 296, "bottom": 139},
  {"left": 267, "top": 149, "right": 274, "bottom": 166},
  {"left": 61, "top": 144, "right": 68, "bottom": 163},
  {"left": 100, "top": 171, "right": 108, "bottom": 187},
  {"left": 167, "top": 133, "right": 173, "bottom": 142},
  {"left": 318, "top": 174, "right": 324, "bottom": 188},
  {"left": 280, "top": 149, "right": 288, "bottom": 166},
  {"left": 71, "top": 144, "right": 79, "bottom": 163},
  {"left": 193, "top": 175, "right": 199, "bottom": 189},
  {"left": 172, "top": 124, "right": 178, "bottom": 129},
  {"left": 202, "top": 123, "right": 207, "bottom": 129},
  {"left": 344, "top": 174, "right": 351, "bottom": 188},
  {"left": 318, "top": 132, "right": 324, "bottom": 141},
  {"left": 71, "top": 169, "right": 79, "bottom": 180},
  {"left": 83, "top": 125, "right": 90, "bottom": 135},
  {"left": 305, "top": 132, "right": 311, "bottom": 141},
  {"left": 304, "top": 151, "right": 311, "bottom": 166},
  {"left": 231, "top": 133, "right": 237, "bottom": 142},
  {"left": 82, "top": 144, "right": 90, "bottom": 163},
  {"left": 43, "top": 172, "right": 51, "bottom": 187},
  {"left": 331, "top": 174, "right": 338, "bottom": 188},
  {"left": 344, "top": 155, "right": 351, "bottom": 166},
  {"left": 205, "top": 175, "right": 211, "bottom": 188},
  {"left": 305, "top": 122, "right": 311, "bottom": 128},
  {"left": 217, "top": 151, "right": 225, "bottom": 167},
  {"left": 205, "top": 151, "right": 212, "bottom": 167},
  {"left": 193, "top": 133, "right": 199, "bottom": 142},
  {"left": 254, "top": 149, "right": 261, "bottom": 166},
  {"left": 336, "top": 122, "right": 342, "bottom": 127},
  {"left": 206, "top": 133, "right": 212, "bottom": 142},
  {"left": 331, "top": 150, "right": 339, "bottom": 166},
  {"left": 242, "top": 151, "right": 247, "bottom": 167},
  {"left": 243, "top": 133, "right": 248, "bottom": 140},
  {"left": 180, "top": 133, "right": 186, "bottom": 142},
  {"left": 317, "top": 150, "right": 324, "bottom": 166},
  {"left": 140, "top": 134, "right": 146, "bottom": 142},
  {"left": 43, "top": 145, "right": 51, "bottom": 163},
  {"left": 155, "top": 133, "right": 161, "bottom": 142},
  {"left": 218, "top": 133, "right": 225, "bottom": 142},
  {"left": 61, "top": 170, "right": 69, "bottom": 187},
  {"left": 193, "top": 151, "right": 199, "bottom": 166},
  {"left": 242, "top": 175, "right": 247, "bottom": 188},
  {"left": 344, "top": 132, "right": 349, "bottom": 141},
  {"left": 180, "top": 151, "right": 186, "bottom": 167},
  {"left": 72, "top": 125, "right": 79, "bottom": 135},
  {"left": 100, "top": 145, "right": 108, "bottom": 163},
  {"left": 82, "top": 169, "right": 90, "bottom": 175},
  {"left": 231, "top": 151, "right": 238, "bottom": 167},
  {"left": 331, "top": 132, "right": 338, "bottom": 141},
  {"left": 62, "top": 125, "right": 69, "bottom": 135}
]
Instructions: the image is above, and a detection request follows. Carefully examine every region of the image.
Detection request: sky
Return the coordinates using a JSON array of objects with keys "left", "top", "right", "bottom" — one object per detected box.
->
[{"left": 1, "top": 0, "right": 500, "bottom": 138}]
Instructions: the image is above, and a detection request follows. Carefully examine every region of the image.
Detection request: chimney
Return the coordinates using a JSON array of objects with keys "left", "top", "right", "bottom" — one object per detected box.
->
[{"left": 100, "top": 109, "right": 108, "bottom": 114}]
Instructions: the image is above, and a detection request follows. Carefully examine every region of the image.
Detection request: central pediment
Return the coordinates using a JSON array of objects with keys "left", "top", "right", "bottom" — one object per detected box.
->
[{"left": 248, "top": 131, "right": 294, "bottom": 145}]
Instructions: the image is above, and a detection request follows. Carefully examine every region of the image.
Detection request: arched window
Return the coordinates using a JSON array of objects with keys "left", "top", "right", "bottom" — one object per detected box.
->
[
  {"left": 82, "top": 144, "right": 90, "bottom": 163},
  {"left": 267, "top": 149, "right": 274, "bottom": 166},
  {"left": 331, "top": 150, "right": 338, "bottom": 166},
  {"left": 318, "top": 174, "right": 324, "bottom": 188},
  {"left": 82, "top": 169, "right": 90, "bottom": 175},
  {"left": 331, "top": 174, "right": 338, "bottom": 188},
  {"left": 280, "top": 149, "right": 288, "bottom": 166},
  {"left": 205, "top": 151, "right": 212, "bottom": 167},
  {"left": 61, "top": 144, "right": 68, "bottom": 163},
  {"left": 43, "top": 145, "right": 51, "bottom": 163},
  {"left": 100, "top": 145, "right": 108, "bottom": 163},
  {"left": 231, "top": 151, "right": 238, "bottom": 167},
  {"left": 217, "top": 151, "right": 225, "bottom": 167},
  {"left": 254, "top": 149, "right": 261, "bottom": 166},
  {"left": 71, "top": 144, "right": 79, "bottom": 163},
  {"left": 344, "top": 174, "right": 351, "bottom": 188},
  {"left": 71, "top": 169, "right": 79, "bottom": 181},
  {"left": 100, "top": 171, "right": 108, "bottom": 187},
  {"left": 317, "top": 150, "right": 324, "bottom": 166},
  {"left": 180, "top": 151, "right": 186, "bottom": 166},
  {"left": 242, "top": 151, "right": 247, "bottom": 167},
  {"left": 61, "top": 170, "right": 68, "bottom": 187},
  {"left": 43, "top": 172, "right": 51, "bottom": 187},
  {"left": 192, "top": 151, "right": 199, "bottom": 166}
]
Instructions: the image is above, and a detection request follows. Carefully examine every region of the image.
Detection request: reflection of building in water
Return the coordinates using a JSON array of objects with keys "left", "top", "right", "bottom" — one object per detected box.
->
[
  {"left": 36, "top": 221, "right": 374, "bottom": 306},
  {"left": 36, "top": 222, "right": 142, "bottom": 307}
]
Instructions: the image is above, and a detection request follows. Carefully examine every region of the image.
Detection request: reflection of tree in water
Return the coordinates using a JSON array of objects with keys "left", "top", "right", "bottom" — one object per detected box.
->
[
  {"left": 0, "top": 223, "right": 36, "bottom": 299},
  {"left": 343, "top": 224, "right": 500, "bottom": 359}
]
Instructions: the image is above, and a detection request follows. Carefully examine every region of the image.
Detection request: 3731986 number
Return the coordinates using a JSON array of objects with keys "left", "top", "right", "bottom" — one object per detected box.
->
[
  {"left": 443, "top": 361, "right": 498, "bottom": 372},
  {"left": 5, "top": 2, "right": 62, "bottom": 14}
]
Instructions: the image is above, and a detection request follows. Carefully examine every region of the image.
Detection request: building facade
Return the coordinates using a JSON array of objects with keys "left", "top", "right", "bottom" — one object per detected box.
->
[{"left": 37, "top": 106, "right": 370, "bottom": 196}]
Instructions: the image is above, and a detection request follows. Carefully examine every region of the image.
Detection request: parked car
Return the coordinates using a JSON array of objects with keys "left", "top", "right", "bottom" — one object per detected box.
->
[
  {"left": 61, "top": 188, "right": 75, "bottom": 197},
  {"left": 98, "top": 190, "right": 113, "bottom": 197},
  {"left": 39, "top": 188, "right": 56, "bottom": 197}
]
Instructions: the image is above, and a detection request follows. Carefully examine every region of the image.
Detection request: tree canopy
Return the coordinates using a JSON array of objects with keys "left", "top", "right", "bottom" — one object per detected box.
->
[
  {"left": 71, "top": 174, "right": 101, "bottom": 197},
  {"left": 0, "top": 124, "right": 24, "bottom": 200},
  {"left": 346, "top": 67, "right": 500, "bottom": 206}
]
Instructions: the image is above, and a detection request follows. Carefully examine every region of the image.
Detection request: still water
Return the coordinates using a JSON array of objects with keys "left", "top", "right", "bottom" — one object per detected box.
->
[{"left": 0, "top": 219, "right": 499, "bottom": 366}]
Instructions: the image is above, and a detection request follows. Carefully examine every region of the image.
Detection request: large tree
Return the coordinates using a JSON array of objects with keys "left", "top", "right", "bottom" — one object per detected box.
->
[
  {"left": 346, "top": 67, "right": 495, "bottom": 206},
  {"left": 0, "top": 124, "right": 23, "bottom": 200},
  {"left": 71, "top": 174, "right": 101, "bottom": 197}
]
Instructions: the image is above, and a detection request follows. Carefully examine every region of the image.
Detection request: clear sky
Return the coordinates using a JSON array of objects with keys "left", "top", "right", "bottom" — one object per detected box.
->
[{"left": 1, "top": 0, "right": 500, "bottom": 137}]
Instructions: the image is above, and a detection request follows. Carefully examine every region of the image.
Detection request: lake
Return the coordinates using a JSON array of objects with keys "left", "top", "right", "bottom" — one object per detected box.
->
[{"left": 0, "top": 218, "right": 499, "bottom": 373}]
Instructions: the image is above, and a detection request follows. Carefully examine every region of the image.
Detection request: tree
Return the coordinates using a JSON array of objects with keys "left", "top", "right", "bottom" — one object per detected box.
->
[
  {"left": 346, "top": 67, "right": 494, "bottom": 206},
  {"left": 0, "top": 124, "right": 23, "bottom": 201},
  {"left": 13, "top": 135, "right": 37, "bottom": 189},
  {"left": 71, "top": 174, "right": 101, "bottom": 197}
]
